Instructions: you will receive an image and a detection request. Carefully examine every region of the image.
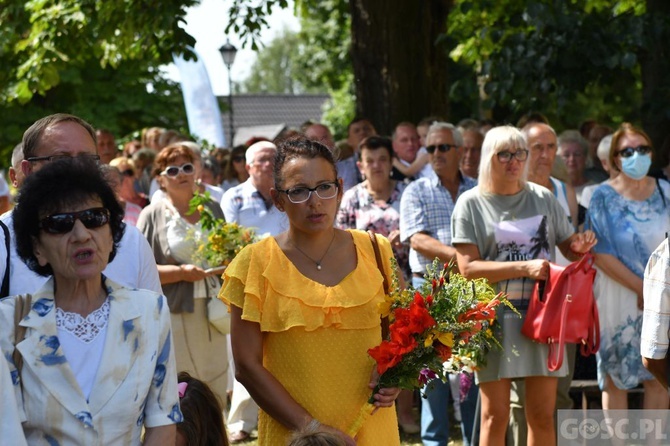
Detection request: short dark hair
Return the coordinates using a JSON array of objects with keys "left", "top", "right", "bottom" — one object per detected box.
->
[
  {"left": 13, "top": 157, "right": 125, "bottom": 277},
  {"left": 177, "top": 371, "right": 228, "bottom": 446},
  {"left": 358, "top": 136, "right": 394, "bottom": 160},
  {"left": 22, "top": 113, "right": 97, "bottom": 159},
  {"left": 274, "top": 136, "right": 337, "bottom": 189},
  {"left": 347, "top": 117, "right": 373, "bottom": 133}
]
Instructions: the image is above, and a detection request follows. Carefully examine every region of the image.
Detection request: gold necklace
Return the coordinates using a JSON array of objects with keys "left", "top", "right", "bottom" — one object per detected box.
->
[{"left": 290, "top": 231, "right": 337, "bottom": 271}]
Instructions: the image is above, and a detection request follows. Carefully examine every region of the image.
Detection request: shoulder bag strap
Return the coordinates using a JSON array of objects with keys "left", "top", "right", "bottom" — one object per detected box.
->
[
  {"left": 368, "top": 231, "right": 390, "bottom": 340},
  {"left": 13, "top": 294, "right": 32, "bottom": 373},
  {"left": 547, "top": 291, "right": 572, "bottom": 372},
  {"left": 0, "top": 220, "right": 10, "bottom": 298},
  {"left": 657, "top": 177, "right": 666, "bottom": 208}
]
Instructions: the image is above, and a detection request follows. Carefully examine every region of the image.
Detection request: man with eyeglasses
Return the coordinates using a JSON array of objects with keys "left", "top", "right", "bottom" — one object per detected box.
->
[
  {"left": 219, "top": 140, "right": 287, "bottom": 443},
  {"left": 399, "top": 122, "right": 476, "bottom": 446},
  {"left": 0, "top": 113, "right": 162, "bottom": 297}
]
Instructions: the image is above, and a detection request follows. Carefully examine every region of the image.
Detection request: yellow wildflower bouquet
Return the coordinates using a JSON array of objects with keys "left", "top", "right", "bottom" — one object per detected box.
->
[{"left": 188, "top": 192, "right": 256, "bottom": 268}]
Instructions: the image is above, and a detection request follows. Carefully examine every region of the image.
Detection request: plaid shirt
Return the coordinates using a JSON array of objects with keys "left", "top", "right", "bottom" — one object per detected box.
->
[
  {"left": 399, "top": 175, "right": 477, "bottom": 273},
  {"left": 641, "top": 238, "right": 670, "bottom": 359},
  {"left": 220, "top": 179, "right": 288, "bottom": 237}
]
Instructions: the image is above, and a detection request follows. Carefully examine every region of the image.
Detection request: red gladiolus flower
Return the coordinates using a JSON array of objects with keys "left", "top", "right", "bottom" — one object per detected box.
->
[
  {"left": 368, "top": 342, "right": 403, "bottom": 375},
  {"left": 457, "top": 299, "right": 500, "bottom": 323},
  {"left": 434, "top": 342, "right": 452, "bottom": 361},
  {"left": 393, "top": 307, "right": 411, "bottom": 328},
  {"left": 368, "top": 337, "right": 418, "bottom": 375},
  {"left": 390, "top": 324, "right": 413, "bottom": 346},
  {"left": 408, "top": 294, "right": 435, "bottom": 334}
]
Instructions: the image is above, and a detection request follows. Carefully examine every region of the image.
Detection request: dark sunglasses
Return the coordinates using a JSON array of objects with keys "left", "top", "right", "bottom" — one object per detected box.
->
[
  {"left": 39, "top": 207, "right": 110, "bottom": 234},
  {"left": 232, "top": 155, "right": 246, "bottom": 163},
  {"left": 426, "top": 144, "right": 457, "bottom": 154},
  {"left": 121, "top": 169, "right": 135, "bottom": 177},
  {"left": 617, "top": 145, "right": 652, "bottom": 158},
  {"left": 160, "top": 163, "right": 195, "bottom": 178}
]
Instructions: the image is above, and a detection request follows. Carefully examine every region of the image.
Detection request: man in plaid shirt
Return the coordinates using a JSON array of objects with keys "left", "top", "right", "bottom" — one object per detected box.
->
[{"left": 641, "top": 237, "right": 670, "bottom": 390}]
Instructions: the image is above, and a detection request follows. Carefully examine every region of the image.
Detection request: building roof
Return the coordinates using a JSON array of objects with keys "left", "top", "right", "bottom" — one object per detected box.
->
[{"left": 218, "top": 94, "right": 330, "bottom": 146}]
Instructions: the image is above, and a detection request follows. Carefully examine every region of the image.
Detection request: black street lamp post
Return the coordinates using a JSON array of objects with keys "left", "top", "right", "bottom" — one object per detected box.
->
[{"left": 219, "top": 39, "right": 238, "bottom": 147}]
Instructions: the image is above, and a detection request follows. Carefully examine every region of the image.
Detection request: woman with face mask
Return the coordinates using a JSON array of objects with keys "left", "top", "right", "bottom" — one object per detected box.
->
[{"left": 585, "top": 122, "right": 670, "bottom": 411}]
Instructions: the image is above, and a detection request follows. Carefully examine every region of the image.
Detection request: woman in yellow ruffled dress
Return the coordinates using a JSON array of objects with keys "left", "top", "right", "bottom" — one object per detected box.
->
[{"left": 219, "top": 136, "right": 401, "bottom": 445}]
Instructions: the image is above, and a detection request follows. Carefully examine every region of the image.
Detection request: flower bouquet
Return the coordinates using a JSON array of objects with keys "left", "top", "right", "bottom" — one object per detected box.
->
[
  {"left": 187, "top": 192, "right": 256, "bottom": 268},
  {"left": 347, "top": 258, "right": 516, "bottom": 436}
]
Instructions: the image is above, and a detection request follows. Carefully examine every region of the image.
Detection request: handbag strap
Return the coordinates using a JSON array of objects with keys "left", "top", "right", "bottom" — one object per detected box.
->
[
  {"left": 368, "top": 231, "right": 390, "bottom": 340},
  {"left": 13, "top": 294, "right": 33, "bottom": 373},
  {"left": 547, "top": 291, "right": 572, "bottom": 371},
  {"left": 547, "top": 252, "right": 599, "bottom": 371},
  {"left": 0, "top": 220, "right": 10, "bottom": 298}
]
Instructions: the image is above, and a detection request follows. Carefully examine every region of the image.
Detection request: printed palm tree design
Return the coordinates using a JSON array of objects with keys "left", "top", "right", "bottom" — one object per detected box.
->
[
  {"left": 529, "top": 215, "right": 550, "bottom": 259},
  {"left": 497, "top": 240, "right": 527, "bottom": 261}
]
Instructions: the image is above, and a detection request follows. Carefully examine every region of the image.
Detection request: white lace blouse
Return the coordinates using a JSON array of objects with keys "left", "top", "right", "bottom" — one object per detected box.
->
[{"left": 56, "top": 299, "right": 109, "bottom": 400}]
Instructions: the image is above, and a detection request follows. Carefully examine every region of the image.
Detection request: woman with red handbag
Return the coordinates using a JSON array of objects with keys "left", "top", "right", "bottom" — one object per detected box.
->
[
  {"left": 585, "top": 123, "right": 670, "bottom": 411},
  {"left": 451, "top": 126, "right": 596, "bottom": 446}
]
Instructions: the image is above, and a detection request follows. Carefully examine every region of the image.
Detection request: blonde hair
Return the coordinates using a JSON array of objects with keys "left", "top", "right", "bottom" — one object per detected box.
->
[
  {"left": 287, "top": 422, "right": 346, "bottom": 446},
  {"left": 478, "top": 125, "right": 529, "bottom": 193}
]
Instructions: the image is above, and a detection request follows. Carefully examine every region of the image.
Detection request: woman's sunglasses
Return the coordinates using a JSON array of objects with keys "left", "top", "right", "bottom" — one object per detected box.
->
[
  {"left": 617, "top": 145, "right": 652, "bottom": 158},
  {"left": 160, "top": 163, "right": 195, "bottom": 178},
  {"left": 40, "top": 207, "right": 110, "bottom": 234}
]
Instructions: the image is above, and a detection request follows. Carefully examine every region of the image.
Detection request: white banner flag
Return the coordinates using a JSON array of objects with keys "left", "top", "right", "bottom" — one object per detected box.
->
[{"left": 173, "top": 50, "right": 226, "bottom": 147}]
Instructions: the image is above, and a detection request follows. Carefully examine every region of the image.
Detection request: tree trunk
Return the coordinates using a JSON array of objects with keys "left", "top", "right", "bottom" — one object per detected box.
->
[
  {"left": 349, "top": 0, "right": 452, "bottom": 135},
  {"left": 640, "top": 0, "right": 670, "bottom": 163}
]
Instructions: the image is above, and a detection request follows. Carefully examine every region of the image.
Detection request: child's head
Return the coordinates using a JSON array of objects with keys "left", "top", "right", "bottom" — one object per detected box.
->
[
  {"left": 176, "top": 371, "right": 228, "bottom": 446},
  {"left": 287, "top": 422, "right": 346, "bottom": 446}
]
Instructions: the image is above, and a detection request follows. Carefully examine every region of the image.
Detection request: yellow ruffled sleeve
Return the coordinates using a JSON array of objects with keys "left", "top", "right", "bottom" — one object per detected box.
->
[{"left": 218, "top": 241, "right": 264, "bottom": 324}]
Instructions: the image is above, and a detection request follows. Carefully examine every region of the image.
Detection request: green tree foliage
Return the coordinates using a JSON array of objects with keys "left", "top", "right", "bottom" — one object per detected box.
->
[
  {"left": 239, "top": 27, "right": 325, "bottom": 94},
  {"left": 0, "top": 0, "right": 198, "bottom": 104},
  {"left": 0, "top": 59, "right": 187, "bottom": 167},
  {"left": 0, "top": 0, "right": 196, "bottom": 167},
  {"left": 237, "top": 1, "right": 354, "bottom": 138},
  {"left": 448, "top": 0, "right": 667, "bottom": 134}
]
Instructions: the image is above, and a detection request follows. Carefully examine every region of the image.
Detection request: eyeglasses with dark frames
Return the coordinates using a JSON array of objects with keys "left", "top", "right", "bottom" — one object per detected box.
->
[
  {"left": 277, "top": 181, "right": 339, "bottom": 204},
  {"left": 27, "top": 154, "right": 101, "bottom": 163},
  {"left": 39, "top": 208, "right": 110, "bottom": 234},
  {"left": 617, "top": 145, "right": 652, "bottom": 158},
  {"left": 496, "top": 149, "right": 529, "bottom": 163},
  {"left": 426, "top": 144, "right": 458, "bottom": 154}
]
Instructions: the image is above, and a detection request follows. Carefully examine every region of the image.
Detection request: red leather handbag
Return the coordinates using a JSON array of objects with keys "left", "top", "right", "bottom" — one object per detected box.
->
[{"left": 521, "top": 253, "right": 600, "bottom": 371}]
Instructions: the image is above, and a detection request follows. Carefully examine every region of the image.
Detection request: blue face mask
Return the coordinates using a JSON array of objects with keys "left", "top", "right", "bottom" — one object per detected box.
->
[{"left": 621, "top": 152, "right": 651, "bottom": 180}]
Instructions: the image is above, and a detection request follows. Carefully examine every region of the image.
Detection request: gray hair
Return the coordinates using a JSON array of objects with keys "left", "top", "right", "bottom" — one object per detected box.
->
[
  {"left": 11, "top": 143, "right": 23, "bottom": 169},
  {"left": 246, "top": 141, "right": 277, "bottom": 165},
  {"left": 558, "top": 130, "right": 588, "bottom": 155},
  {"left": 479, "top": 126, "right": 529, "bottom": 194},
  {"left": 597, "top": 134, "right": 613, "bottom": 161},
  {"left": 426, "top": 122, "right": 463, "bottom": 147}
]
